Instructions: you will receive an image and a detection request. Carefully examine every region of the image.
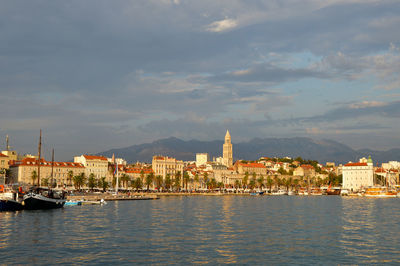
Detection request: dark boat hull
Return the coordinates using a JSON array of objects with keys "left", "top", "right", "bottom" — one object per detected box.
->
[
  {"left": 22, "top": 193, "right": 65, "bottom": 210},
  {"left": 0, "top": 199, "right": 23, "bottom": 211},
  {"left": 326, "top": 189, "right": 341, "bottom": 195}
]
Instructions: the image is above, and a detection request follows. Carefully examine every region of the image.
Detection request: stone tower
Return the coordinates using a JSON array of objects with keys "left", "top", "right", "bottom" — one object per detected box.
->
[{"left": 223, "top": 130, "right": 233, "bottom": 167}]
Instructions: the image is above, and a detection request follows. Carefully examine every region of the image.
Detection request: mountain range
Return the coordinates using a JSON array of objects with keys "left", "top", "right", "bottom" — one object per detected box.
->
[{"left": 97, "top": 137, "right": 400, "bottom": 165}]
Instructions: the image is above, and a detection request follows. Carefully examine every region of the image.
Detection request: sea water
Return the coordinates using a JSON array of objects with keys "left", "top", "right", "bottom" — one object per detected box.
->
[{"left": 1, "top": 196, "right": 400, "bottom": 265}]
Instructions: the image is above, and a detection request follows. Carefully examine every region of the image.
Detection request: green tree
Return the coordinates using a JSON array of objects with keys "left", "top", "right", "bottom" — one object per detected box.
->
[
  {"left": 88, "top": 173, "right": 97, "bottom": 191},
  {"left": 266, "top": 176, "right": 273, "bottom": 192},
  {"left": 242, "top": 172, "right": 249, "bottom": 189},
  {"left": 155, "top": 175, "right": 163, "bottom": 191},
  {"left": 120, "top": 174, "right": 130, "bottom": 188},
  {"left": 202, "top": 172, "right": 209, "bottom": 189},
  {"left": 98, "top": 177, "right": 109, "bottom": 192},
  {"left": 194, "top": 173, "right": 199, "bottom": 188},
  {"left": 183, "top": 171, "right": 190, "bottom": 190},
  {"left": 73, "top": 173, "right": 86, "bottom": 191},
  {"left": 257, "top": 174, "right": 264, "bottom": 189},
  {"left": 31, "top": 170, "right": 38, "bottom": 185},
  {"left": 41, "top": 177, "right": 49, "bottom": 187},
  {"left": 146, "top": 173, "right": 154, "bottom": 191},
  {"left": 273, "top": 175, "right": 281, "bottom": 190},
  {"left": 174, "top": 171, "right": 181, "bottom": 190},
  {"left": 67, "top": 170, "right": 74, "bottom": 187},
  {"left": 133, "top": 177, "right": 143, "bottom": 191},
  {"left": 165, "top": 174, "right": 172, "bottom": 190}
]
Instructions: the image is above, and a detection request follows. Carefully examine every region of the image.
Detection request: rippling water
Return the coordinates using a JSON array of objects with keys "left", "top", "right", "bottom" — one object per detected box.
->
[{"left": 1, "top": 196, "right": 400, "bottom": 265}]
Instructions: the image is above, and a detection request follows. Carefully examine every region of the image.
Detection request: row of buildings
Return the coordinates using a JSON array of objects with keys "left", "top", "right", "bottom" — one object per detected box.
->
[{"left": 1, "top": 131, "right": 399, "bottom": 191}]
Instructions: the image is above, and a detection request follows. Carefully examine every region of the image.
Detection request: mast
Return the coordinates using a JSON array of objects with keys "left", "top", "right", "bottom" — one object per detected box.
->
[
  {"left": 51, "top": 148, "right": 54, "bottom": 188},
  {"left": 37, "top": 129, "right": 42, "bottom": 187},
  {"left": 6, "top": 135, "right": 9, "bottom": 151}
]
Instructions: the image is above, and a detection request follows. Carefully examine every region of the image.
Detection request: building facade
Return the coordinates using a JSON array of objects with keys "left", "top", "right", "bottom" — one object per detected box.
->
[
  {"left": 342, "top": 157, "right": 374, "bottom": 191},
  {"left": 152, "top": 155, "right": 184, "bottom": 179},
  {"left": 196, "top": 153, "right": 209, "bottom": 166},
  {"left": 74, "top": 155, "right": 109, "bottom": 179},
  {"left": 9, "top": 157, "right": 84, "bottom": 187},
  {"left": 223, "top": 130, "right": 233, "bottom": 167}
]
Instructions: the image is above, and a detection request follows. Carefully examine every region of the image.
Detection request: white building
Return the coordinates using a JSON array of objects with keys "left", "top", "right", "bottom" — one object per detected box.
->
[
  {"left": 196, "top": 153, "right": 209, "bottom": 167},
  {"left": 74, "top": 155, "right": 109, "bottom": 179},
  {"left": 152, "top": 155, "right": 184, "bottom": 179},
  {"left": 342, "top": 156, "right": 374, "bottom": 191}
]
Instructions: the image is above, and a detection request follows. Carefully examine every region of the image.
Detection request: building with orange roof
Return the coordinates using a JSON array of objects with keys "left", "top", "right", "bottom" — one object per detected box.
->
[
  {"left": 234, "top": 161, "right": 267, "bottom": 175},
  {"left": 74, "top": 154, "right": 109, "bottom": 179},
  {"left": 9, "top": 157, "right": 84, "bottom": 187}
]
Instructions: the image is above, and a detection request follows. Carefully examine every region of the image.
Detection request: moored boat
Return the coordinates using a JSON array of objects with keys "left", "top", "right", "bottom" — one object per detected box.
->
[
  {"left": 0, "top": 185, "right": 23, "bottom": 211},
  {"left": 22, "top": 187, "right": 66, "bottom": 210},
  {"left": 364, "top": 187, "right": 397, "bottom": 198}
]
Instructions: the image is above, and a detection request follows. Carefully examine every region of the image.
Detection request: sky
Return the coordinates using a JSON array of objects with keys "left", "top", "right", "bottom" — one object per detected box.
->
[{"left": 1, "top": 0, "right": 400, "bottom": 161}]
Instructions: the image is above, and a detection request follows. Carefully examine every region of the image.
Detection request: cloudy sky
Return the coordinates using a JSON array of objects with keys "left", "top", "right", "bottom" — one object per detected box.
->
[{"left": 1, "top": 0, "right": 400, "bottom": 161}]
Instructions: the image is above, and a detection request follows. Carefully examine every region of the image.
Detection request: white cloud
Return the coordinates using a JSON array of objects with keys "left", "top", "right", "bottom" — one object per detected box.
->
[{"left": 206, "top": 18, "right": 238, "bottom": 32}]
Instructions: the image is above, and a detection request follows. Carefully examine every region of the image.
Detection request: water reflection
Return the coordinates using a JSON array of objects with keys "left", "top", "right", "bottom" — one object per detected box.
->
[{"left": 1, "top": 196, "right": 400, "bottom": 264}]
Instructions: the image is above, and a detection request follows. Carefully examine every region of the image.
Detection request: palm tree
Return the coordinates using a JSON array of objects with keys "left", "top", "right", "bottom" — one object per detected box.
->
[
  {"left": 73, "top": 173, "right": 86, "bottom": 191},
  {"left": 165, "top": 174, "right": 172, "bottom": 190},
  {"left": 257, "top": 174, "right": 264, "bottom": 190},
  {"left": 145, "top": 173, "right": 154, "bottom": 191},
  {"left": 88, "top": 173, "right": 97, "bottom": 191},
  {"left": 132, "top": 177, "right": 143, "bottom": 191},
  {"left": 183, "top": 171, "right": 190, "bottom": 190},
  {"left": 98, "top": 177, "right": 109, "bottom": 192},
  {"left": 266, "top": 176, "right": 273, "bottom": 192},
  {"left": 173, "top": 171, "right": 181, "bottom": 191},
  {"left": 273, "top": 175, "right": 280, "bottom": 190},
  {"left": 242, "top": 172, "right": 249, "bottom": 189},
  {"left": 31, "top": 170, "right": 38, "bottom": 185},
  {"left": 67, "top": 170, "right": 74, "bottom": 187},
  {"left": 155, "top": 175, "right": 163, "bottom": 191},
  {"left": 203, "top": 172, "right": 209, "bottom": 189},
  {"left": 41, "top": 178, "right": 49, "bottom": 187},
  {"left": 120, "top": 174, "right": 130, "bottom": 189},
  {"left": 194, "top": 173, "right": 199, "bottom": 190}
]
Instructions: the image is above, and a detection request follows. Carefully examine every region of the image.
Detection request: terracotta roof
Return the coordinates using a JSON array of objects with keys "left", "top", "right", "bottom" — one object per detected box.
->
[
  {"left": 10, "top": 157, "right": 84, "bottom": 168},
  {"left": 125, "top": 168, "right": 153, "bottom": 174},
  {"left": 240, "top": 162, "right": 266, "bottom": 168},
  {"left": 0, "top": 153, "right": 7, "bottom": 157},
  {"left": 83, "top": 155, "right": 107, "bottom": 161},
  {"left": 300, "top": 164, "right": 314, "bottom": 169},
  {"left": 344, "top": 162, "right": 368, "bottom": 167}
]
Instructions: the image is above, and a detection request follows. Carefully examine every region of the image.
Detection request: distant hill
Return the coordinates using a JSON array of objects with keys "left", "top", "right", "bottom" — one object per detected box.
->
[{"left": 97, "top": 137, "right": 400, "bottom": 164}]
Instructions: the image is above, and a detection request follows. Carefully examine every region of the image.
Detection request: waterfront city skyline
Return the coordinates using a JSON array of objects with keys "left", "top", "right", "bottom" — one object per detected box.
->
[{"left": 1, "top": 1, "right": 400, "bottom": 161}]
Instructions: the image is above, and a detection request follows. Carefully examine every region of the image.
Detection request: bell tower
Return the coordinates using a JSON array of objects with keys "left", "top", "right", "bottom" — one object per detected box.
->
[{"left": 223, "top": 130, "right": 233, "bottom": 167}]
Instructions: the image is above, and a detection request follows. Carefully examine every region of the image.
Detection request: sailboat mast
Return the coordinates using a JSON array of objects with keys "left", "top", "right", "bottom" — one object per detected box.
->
[
  {"left": 51, "top": 148, "right": 54, "bottom": 188},
  {"left": 37, "top": 129, "right": 42, "bottom": 187}
]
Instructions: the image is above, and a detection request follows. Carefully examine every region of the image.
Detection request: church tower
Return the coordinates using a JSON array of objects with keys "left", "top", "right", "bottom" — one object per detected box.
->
[{"left": 223, "top": 130, "right": 233, "bottom": 167}]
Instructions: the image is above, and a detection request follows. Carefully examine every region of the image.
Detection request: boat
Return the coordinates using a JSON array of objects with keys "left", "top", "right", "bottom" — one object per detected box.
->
[
  {"left": 326, "top": 184, "right": 341, "bottom": 195},
  {"left": 364, "top": 187, "right": 397, "bottom": 198},
  {"left": 64, "top": 200, "right": 82, "bottom": 206},
  {"left": 271, "top": 189, "right": 288, "bottom": 195},
  {"left": 310, "top": 188, "right": 323, "bottom": 196},
  {"left": 0, "top": 185, "right": 23, "bottom": 211},
  {"left": 288, "top": 190, "right": 296, "bottom": 196},
  {"left": 81, "top": 199, "right": 106, "bottom": 205},
  {"left": 22, "top": 130, "right": 66, "bottom": 210}
]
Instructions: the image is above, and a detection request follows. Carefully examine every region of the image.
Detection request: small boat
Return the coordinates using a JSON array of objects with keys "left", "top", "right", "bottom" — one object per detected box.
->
[
  {"left": 64, "top": 200, "right": 82, "bottom": 206},
  {"left": 250, "top": 191, "right": 264, "bottom": 196},
  {"left": 271, "top": 189, "right": 288, "bottom": 195},
  {"left": 81, "top": 199, "right": 106, "bottom": 205},
  {"left": 326, "top": 184, "right": 341, "bottom": 195},
  {"left": 288, "top": 190, "right": 296, "bottom": 196},
  {"left": 364, "top": 187, "right": 397, "bottom": 198},
  {"left": 310, "top": 188, "right": 323, "bottom": 196},
  {"left": 0, "top": 185, "right": 23, "bottom": 212}
]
